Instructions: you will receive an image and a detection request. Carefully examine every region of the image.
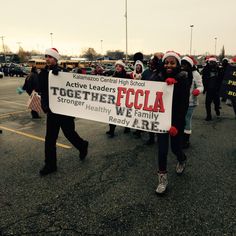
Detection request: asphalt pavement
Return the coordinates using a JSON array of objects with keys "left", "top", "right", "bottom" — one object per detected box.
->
[{"left": 0, "top": 76, "right": 235, "bottom": 235}]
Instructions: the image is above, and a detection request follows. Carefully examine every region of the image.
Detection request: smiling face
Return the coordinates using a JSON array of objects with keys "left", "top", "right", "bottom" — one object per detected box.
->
[{"left": 164, "top": 56, "right": 178, "bottom": 74}]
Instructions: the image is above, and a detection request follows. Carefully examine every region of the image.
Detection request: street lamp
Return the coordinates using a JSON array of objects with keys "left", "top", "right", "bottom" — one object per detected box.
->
[
  {"left": 16, "top": 42, "right": 22, "bottom": 52},
  {"left": 189, "top": 25, "right": 194, "bottom": 55},
  {"left": 50, "top": 32, "right": 53, "bottom": 47},
  {"left": 0, "top": 36, "right": 6, "bottom": 62},
  {"left": 100, "top": 39, "right": 103, "bottom": 55},
  {"left": 214, "top": 37, "right": 217, "bottom": 56},
  {"left": 125, "top": 0, "right": 128, "bottom": 62}
]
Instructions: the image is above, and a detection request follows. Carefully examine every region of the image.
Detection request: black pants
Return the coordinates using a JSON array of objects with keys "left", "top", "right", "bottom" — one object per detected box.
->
[
  {"left": 157, "top": 131, "right": 186, "bottom": 172},
  {"left": 205, "top": 90, "right": 220, "bottom": 117},
  {"left": 45, "top": 113, "right": 84, "bottom": 167}
]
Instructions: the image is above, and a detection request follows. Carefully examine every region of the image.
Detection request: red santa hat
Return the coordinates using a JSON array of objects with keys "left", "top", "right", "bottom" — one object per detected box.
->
[
  {"left": 45, "top": 48, "right": 60, "bottom": 60},
  {"left": 162, "top": 51, "right": 181, "bottom": 65},
  {"left": 181, "top": 56, "right": 197, "bottom": 67}
]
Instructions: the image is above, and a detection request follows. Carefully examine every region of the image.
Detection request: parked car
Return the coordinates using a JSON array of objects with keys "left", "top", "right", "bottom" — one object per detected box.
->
[{"left": 3, "top": 63, "right": 28, "bottom": 77}]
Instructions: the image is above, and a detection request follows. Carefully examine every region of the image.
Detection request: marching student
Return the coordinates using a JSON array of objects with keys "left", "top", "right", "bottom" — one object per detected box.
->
[
  {"left": 106, "top": 60, "right": 130, "bottom": 137},
  {"left": 181, "top": 56, "right": 203, "bottom": 148},
  {"left": 154, "top": 51, "right": 190, "bottom": 194},
  {"left": 202, "top": 57, "right": 222, "bottom": 121},
  {"left": 141, "top": 53, "right": 163, "bottom": 145},
  {"left": 38, "top": 48, "right": 89, "bottom": 176}
]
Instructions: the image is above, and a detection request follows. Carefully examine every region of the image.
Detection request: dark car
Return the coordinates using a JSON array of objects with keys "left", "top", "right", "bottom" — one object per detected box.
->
[{"left": 8, "top": 64, "right": 28, "bottom": 77}]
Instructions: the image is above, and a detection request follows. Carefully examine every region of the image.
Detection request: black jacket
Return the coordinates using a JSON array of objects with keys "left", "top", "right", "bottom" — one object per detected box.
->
[
  {"left": 22, "top": 71, "right": 39, "bottom": 95},
  {"left": 150, "top": 70, "right": 189, "bottom": 130},
  {"left": 202, "top": 65, "right": 222, "bottom": 92},
  {"left": 39, "top": 64, "right": 66, "bottom": 113}
]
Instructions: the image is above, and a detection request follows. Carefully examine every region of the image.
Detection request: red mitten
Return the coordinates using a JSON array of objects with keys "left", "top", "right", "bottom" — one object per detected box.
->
[
  {"left": 192, "top": 89, "right": 200, "bottom": 96},
  {"left": 169, "top": 126, "right": 178, "bottom": 136},
  {"left": 165, "top": 78, "right": 177, "bottom": 85}
]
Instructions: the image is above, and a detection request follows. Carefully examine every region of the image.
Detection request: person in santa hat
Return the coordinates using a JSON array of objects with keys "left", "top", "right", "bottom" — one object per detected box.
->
[
  {"left": 38, "top": 48, "right": 89, "bottom": 176},
  {"left": 202, "top": 57, "right": 222, "bottom": 121},
  {"left": 106, "top": 59, "right": 130, "bottom": 137},
  {"left": 181, "top": 56, "right": 203, "bottom": 148},
  {"left": 154, "top": 51, "right": 190, "bottom": 194},
  {"left": 130, "top": 60, "right": 144, "bottom": 80}
]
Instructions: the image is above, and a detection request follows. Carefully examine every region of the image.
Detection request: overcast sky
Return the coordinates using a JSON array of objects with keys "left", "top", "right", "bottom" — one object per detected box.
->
[{"left": 1, "top": 0, "right": 236, "bottom": 56}]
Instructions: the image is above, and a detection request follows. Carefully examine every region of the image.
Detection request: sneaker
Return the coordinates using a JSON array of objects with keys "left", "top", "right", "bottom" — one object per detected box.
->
[
  {"left": 79, "top": 140, "right": 89, "bottom": 160},
  {"left": 39, "top": 165, "right": 57, "bottom": 176},
  {"left": 155, "top": 173, "right": 168, "bottom": 194},
  {"left": 176, "top": 160, "right": 186, "bottom": 175}
]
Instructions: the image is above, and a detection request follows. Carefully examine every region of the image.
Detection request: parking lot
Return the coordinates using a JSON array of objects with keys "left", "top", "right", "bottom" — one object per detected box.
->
[{"left": 0, "top": 76, "right": 235, "bottom": 235}]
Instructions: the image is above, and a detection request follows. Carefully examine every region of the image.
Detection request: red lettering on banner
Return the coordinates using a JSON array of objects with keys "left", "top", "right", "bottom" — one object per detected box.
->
[
  {"left": 116, "top": 87, "right": 165, "bottom": 112},
  {"left": 126, "top": 88, "right": 135, "bottom": 108},
  {"left": 134, "top": 89, "right": 144, "bottom": 109}
]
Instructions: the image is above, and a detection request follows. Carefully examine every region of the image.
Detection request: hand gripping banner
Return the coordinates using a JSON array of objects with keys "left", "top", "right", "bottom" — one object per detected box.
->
[{"left": 49, "top": 72, "right": 173, "bottom": 133}]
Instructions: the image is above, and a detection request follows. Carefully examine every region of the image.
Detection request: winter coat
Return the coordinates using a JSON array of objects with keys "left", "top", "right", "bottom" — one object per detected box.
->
[
  {"left": 39, "top": 64, "right": 66, "bottom": 113},
  {"left": 189, "top": 70, "right": 203, "bottom": 107},
  {"left": 147, "top": 70, "right": 190, "bottom": 130},
  {"left": 202, "top": 65, "right": 222, "bottom": 93},
  {"left": 113, "top": 69, "right": 127, "bottom": 79},
  {"left": 22, "top": 71, "right": 39, "bottom": 95}
]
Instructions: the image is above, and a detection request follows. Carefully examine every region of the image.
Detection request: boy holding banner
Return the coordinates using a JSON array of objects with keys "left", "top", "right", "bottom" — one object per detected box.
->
[{"left": 38, "top": 48, "right": 89, "bottom": 176}]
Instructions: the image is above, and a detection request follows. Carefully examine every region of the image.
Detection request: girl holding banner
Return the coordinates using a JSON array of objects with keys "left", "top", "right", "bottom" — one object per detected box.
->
[{"left": 155, "top": 51, "right": 190, "bottom": 194}]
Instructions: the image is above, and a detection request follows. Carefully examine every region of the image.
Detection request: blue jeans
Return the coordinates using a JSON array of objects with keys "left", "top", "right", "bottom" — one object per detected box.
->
[{"left": 184, "top": 106, "right": 195, "bottom": 134}]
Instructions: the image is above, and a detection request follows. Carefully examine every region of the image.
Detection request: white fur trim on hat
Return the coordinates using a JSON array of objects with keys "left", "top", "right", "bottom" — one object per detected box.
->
[
  {"left": 162, "top": 51, "right": 181, "bottom": 65},
  {"left": 182, "top": 56, "right": 194, "bottom": 67},
  {"left": 208, "top": 57, "right": 217, "bottom": 62},
  {"left": 115, "top": 60, "right": 125, "bottom": 68},
  {"left": 45, "top": 48, "right": 60, "bottom": 60}
]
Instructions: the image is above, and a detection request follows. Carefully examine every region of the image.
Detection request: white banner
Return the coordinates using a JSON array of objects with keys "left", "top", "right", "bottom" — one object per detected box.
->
[{"left": 49, "top": 72, "right": 173, "bottom": 133}]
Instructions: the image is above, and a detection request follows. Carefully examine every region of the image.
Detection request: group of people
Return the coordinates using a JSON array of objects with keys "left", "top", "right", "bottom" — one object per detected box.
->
[{"left": 21, "top": 47, "right": 235, "bottom": 195}]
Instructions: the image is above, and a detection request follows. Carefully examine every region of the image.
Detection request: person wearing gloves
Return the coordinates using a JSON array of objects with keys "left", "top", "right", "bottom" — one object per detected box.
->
[
  {"left": 106, "top": 60, "right": 130, "bottom": 137},
  {"left": 38, "top": 48, "right": 89, "bottom": 176},
  {"left": 181, "top": 56, "right": 203, "bottom": 148},
  {"left": 154, "top": 51, "right": 190, "bottom": 194}
]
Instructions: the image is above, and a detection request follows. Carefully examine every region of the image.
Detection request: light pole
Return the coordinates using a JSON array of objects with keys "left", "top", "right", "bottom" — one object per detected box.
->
[
  {"left": 0, "top": 36, "right": 6, "bottom": 62},
  {"left": 16, "top": 41, "right": 22, "bottom": 52},
  {"left": 50, "top": 32, "right": 53, "bottom": 47},
  {"left": 125, "top": 0, "right": 128, "bottom": 62},
  {"left": 214, "top": 37, "right": 217, "bottom": 56},
  {"left": 189, "top": 25, "right": 194, "bottom": 55},
  {"left": 100, "top": 39, "right": 103, "bottom": 55}
]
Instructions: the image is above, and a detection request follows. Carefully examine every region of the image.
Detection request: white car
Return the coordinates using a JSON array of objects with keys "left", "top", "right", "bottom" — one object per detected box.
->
[{"left": 0, "top": 71, "right": 4, "bottom": 78}]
